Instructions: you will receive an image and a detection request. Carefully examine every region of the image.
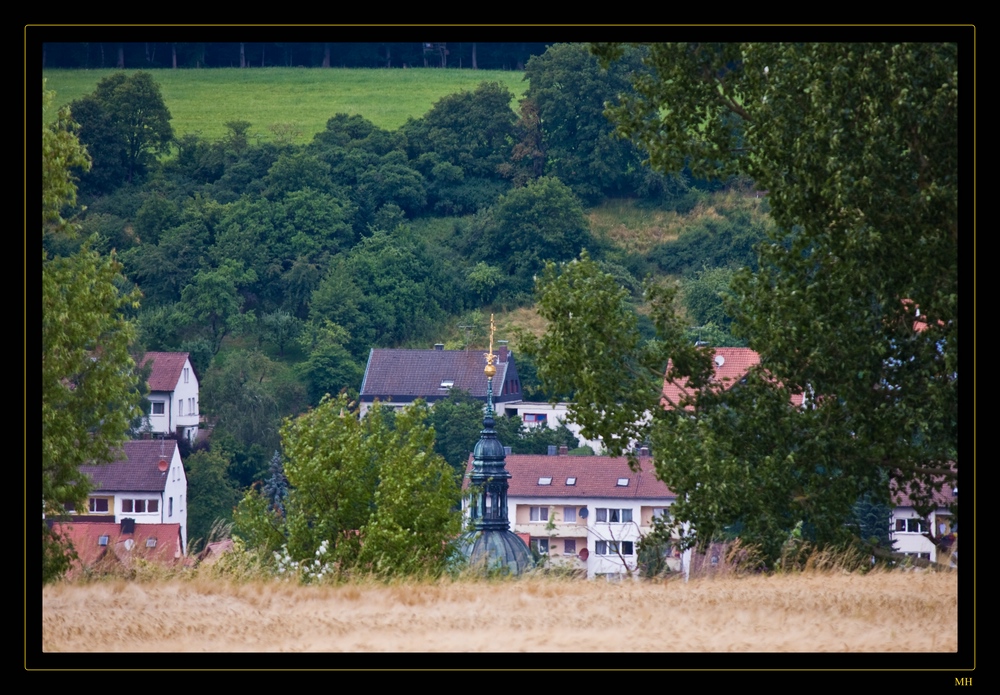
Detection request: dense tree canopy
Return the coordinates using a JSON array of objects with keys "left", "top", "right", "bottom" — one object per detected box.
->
[{"left": 529, "top": 43, "right": 959, "bottom": 563}]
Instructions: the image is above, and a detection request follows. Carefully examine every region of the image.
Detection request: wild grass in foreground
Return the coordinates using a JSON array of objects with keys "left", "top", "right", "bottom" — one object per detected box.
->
[{"left": 42, "top": 566, "right": 957, "bottom": 652}]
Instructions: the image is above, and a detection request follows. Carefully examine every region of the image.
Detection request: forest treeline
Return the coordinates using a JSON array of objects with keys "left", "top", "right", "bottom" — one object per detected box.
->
[
  {"left": 43, "top": 42, "right": 551, "bottom": 71},
  {"left": 45, "top": 43, "right": 770, "bottom": 549}
]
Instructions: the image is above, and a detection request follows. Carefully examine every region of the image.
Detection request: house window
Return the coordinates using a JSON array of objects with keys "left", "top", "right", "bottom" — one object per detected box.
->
[
  {"left": 183, "top": 367, "right": 189, "bottom": 383},
  {"left": 565, "top": 477, "right": 577, "bottom": 486},
  {"left": 178, "top": 399, "right": 184, "bottom": 416},
  {"left": 595, "top": 541, "right": 634, "bottom": 556},
  {"left": 530, "top": 538, "right": 549, "bottom": 554},
  {"left": 169, "top": 497, "right": 173, "bottom": 517},
  {"left": 563, "top": 506, "right": 576, "bottom": 523},
  {"left": 537, "top": 477, "right": 552, "bottom": 486},
  {"left": 653, "top": 507, "right": 671, "bottom": 520},
  {"left": 895, "top": 518, "right": 927, "bottom": 534},
  {"left": 123, "top": 499, "right": 152, "bottom": 513},
  {"left": 523, "top": 413, "right": 547, "bottom": 424},
  {"left": 596, "top": 508, "right": 632, "bottom": 523},
  {"left": 529, "top": 506, "right": 548, "bottom": 522},
  {"left": 616, "top": 478, "right": 630, "bottom": 487},
  {"left": 88, "top": 497, "right": 109, "bottom": 513},
  {"left": 563, "top": 539, "right": 577, "bottom": 554},
  {"left": 151, "top": 401, "right": 165, "bottom": 415}
]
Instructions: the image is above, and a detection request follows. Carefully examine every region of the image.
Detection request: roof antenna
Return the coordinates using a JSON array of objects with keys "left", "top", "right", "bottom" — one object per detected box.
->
[{"left": 159, "top": 435, "right": 165, "bottom": 458}]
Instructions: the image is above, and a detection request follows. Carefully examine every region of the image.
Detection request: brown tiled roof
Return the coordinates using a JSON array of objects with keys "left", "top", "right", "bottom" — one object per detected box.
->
[
  {"left": 140, "top": 352, "right": 191, "bottom": 392},
  {"left": 50, "top": 521, "right": 183, "bottom": 572},
  {"left": 79, "top": 440, "right": 176, "bottom": 492},
  {"left": 467, "top": 455, "right": 675, "bottom": 500},
  {"left": 662, "top": 347, "right": 804, "bottom": 408},
  {"left": 360, "top": 348, "right": 512, "bottom": 400}
]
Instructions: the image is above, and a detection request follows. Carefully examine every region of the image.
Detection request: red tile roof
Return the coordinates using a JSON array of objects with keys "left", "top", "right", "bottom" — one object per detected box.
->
[
  {"left": 79, "top": 440, "right": 177, "bottom": 492},
  {"left": 360, "top": 348, "right": 514, "bottom": 401},
  {"left": 892, "top": 480, "right": 957, "bottom": 508},
  {"left": 467, "top": 455, "right": 675, "bottom": 500},
  {"left": 50, "top": 521, "right": 183, "bottom": 573},
  {"left": 662, "top": 347, "right": 804, "bottom": 409},
  {"left": 140, "top": 352, "right": 191, "bottom": 392}
]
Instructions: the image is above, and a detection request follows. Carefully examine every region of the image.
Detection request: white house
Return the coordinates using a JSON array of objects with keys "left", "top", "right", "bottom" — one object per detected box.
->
[
  {"left": 499, "top": 401, "right": 605, "bottom": 452},
  {"left": 891, "top": 484, "right": 957, "bottom": 565},
  {"left": 76, "top": 439, "right": 188, "bottom": 553},
  {"left": 497, "top": 452, "right": 677, "bottom": 579},
  {"left": 140, "top": 352, "right": 200, "bottom": 443}
]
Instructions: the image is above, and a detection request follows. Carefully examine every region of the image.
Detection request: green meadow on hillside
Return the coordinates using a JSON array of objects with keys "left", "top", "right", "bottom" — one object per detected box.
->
[{"left": 42, "top": 68, "right": 529, "bottom": 142}]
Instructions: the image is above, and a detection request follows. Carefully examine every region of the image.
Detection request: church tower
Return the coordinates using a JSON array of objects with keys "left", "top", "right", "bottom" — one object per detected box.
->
[{"left": 461, "top": 314, "right": 533, "bottom": 574}]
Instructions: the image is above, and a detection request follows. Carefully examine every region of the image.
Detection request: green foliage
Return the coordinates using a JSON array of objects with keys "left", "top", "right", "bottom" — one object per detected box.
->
[
  {"left": 428, "top": 389, "right": 485, "bottom": 476},
  {"left": 532, "top": 43, "right": 960, "bottom": 563},
  {"left": 201, "top": 349, "right": 282, "bottom": 466},
  {"left": 72, "top": 71, "right": 173, "bottom": 191},
  {"left": 478, "top": 176, "right": 591, "bottom": 298},
  {"left": 185, "top": 448, "right": 242, "bottom": 553},
  {"left": 401, "top": 81, "right": 517, "bottom": 181},
  {"left": 42, "top": 86, "right": 143, "bottom": 583},
  {"left": 279, "top": 396, "right": 462, "bottom": 577},
  {"left": 523, "top": 43, "right": 652, "bottom": 202}
]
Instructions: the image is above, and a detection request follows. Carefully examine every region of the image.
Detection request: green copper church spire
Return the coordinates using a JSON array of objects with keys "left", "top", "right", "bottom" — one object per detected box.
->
[{"left": 460, "top": 314, "right": 533, "bottom": 573}]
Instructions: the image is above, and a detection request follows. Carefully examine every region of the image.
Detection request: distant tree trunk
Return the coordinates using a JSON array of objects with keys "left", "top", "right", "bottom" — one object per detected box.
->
[
  {"left": 117, "top": 44, "right": 125, "bottom": 68},
  {"left": 240, "top": 42, "right": 246, "bottom": 68},
  {"left": 472, "top": 42, "right": 477, "bottom": 70},
  {"left": 145, "top": 42, "right": 154, "bottom": 64},
  {"left": 322, "top": 43, "right": 331, "bottom": 68},
  {"left": 172, "top": 44, "right": 177, "bottom": 69}
]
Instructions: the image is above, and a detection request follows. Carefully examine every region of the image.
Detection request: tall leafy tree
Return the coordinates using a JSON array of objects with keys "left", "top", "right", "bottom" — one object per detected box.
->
[
  {"left": 71, "top": 71, "right": 174, "bottom": 191},
  {"left": 526, "top": 43, "right": 958, "bottom": 564},
  {"left": 523, "top": 43, "right": 651, "bottom": 202},
  {"left": 274, "top": 396, "right": 461, "bottom": 576},
  {"left": 42, "top": 86, "right": 143, "bottom": 582}
]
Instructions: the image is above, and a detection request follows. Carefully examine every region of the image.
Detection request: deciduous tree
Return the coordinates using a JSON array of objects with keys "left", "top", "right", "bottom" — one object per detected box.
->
[
  {"left": 528, "top": 43, "right": 959, "bottom": 563},
  {"left": 42, "top": 86, "right": 143, "bottom": 582}
]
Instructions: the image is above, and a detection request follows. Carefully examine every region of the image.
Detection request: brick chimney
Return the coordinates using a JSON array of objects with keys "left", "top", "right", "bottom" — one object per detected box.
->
[
  {"left": 498, "top": 344, "right": 509, "bottom": 363},
  {"left": 559, "top": 445, "right": 568, "bottom": 456}
]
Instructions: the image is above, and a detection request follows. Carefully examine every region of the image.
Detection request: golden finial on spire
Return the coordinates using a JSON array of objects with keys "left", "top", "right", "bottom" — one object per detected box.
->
[{"left": 484, "top": 313, "right": 497, "bottom": 378}]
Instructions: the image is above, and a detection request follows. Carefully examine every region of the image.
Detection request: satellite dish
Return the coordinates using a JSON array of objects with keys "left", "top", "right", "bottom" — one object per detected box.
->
[
  {"left": 579, "top": 548, "right": 589, "bottom": 561},
  {"left": 158, "top": 459, "right": 168, "bottom": 472},
  {"left": 714, "top": 355, "right": 725, "bottom": 367},
  {"left": 579, "top": 507, "right": 589, "bottom": 518}
]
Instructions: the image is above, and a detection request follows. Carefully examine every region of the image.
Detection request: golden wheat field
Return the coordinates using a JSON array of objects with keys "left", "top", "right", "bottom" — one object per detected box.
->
[{"left": 41, "top": 571, "right": 957, "bottom": 653}]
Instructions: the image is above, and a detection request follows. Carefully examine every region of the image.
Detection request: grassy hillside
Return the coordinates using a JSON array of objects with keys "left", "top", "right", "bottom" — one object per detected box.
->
[{"left": 42, "top": 68, "right": 528, "bottom": 142}]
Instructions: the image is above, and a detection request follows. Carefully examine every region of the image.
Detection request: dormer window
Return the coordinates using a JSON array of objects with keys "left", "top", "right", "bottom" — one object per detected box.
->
[
  {"left": 440, "top": 380, "right": 455, "bottom": 389},
  {"left": 538, "top": 477, "right": 552, "bottom": 486},
  {"left": 616, "top": 478, "right": 630, "bottom": 487},
  {"left": 565, "top": 477, "right": 577, "bottom": 486}
]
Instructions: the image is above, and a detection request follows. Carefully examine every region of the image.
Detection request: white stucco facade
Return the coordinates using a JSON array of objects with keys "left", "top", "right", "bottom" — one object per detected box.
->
[
  {"left": 508, "top": 496, "right": 677, "bottom": 579},
  {"left": 144, "top": 354, "right": 200, "bottom": 443},
  {"left": 81, "top": 443, "right": 188, "bottom": 554}
]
